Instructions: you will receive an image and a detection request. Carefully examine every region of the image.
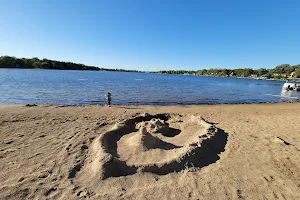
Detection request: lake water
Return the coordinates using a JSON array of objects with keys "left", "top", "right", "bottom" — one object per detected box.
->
[{"left": 0, "top": 69, "right": 299, "bottom": 105}]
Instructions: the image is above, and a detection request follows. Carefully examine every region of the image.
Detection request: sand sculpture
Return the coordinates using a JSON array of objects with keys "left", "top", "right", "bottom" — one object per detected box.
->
[{"left": 85, "top": 113, "right": 227, "bottom": 180}]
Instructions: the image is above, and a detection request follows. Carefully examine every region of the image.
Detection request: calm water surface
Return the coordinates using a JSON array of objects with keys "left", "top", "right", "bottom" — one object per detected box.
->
[{"left": 0, "top": 69, "right": 299, "bottom": 105}]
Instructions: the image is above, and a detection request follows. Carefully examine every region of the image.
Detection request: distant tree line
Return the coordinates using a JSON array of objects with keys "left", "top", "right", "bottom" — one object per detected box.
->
[
  {"left": 0, "top": 56, "right": 141, "bottom": 72},
  {"left": 1, "top": 56, "right": 300, "bottom": 79},
  {"left": 159, "top": 64, "right": 300, "bottom": 79}
]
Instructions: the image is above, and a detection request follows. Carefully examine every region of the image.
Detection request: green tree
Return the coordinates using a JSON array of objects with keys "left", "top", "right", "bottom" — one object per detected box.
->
[
  {"left": 256, "top": 68, "right": 268, "bottom": 76},
  {"left": 0, "top": 56, "right": 16, "bottom": 67}
]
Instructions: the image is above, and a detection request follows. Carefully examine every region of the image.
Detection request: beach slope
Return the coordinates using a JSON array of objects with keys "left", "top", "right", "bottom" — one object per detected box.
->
[{"left": 0, "top": 103, "right": 300, "bottom": 199}]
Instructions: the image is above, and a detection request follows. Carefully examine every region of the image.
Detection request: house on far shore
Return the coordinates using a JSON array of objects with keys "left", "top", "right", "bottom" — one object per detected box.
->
[
  {"left": 273, "top": 73, "right": 288, "bottom": 78},
  {"left": 290, "top": 72, "right": 295, "bottom": 78}
]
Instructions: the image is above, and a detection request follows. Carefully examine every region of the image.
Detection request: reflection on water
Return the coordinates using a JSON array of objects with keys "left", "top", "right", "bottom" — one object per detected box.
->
[
  {"left": 0, "top": 69, "right": 299, "bottom": 105},
  {"left": 280, "top": 90, "right": 298, "bottom": 98},
  {"left": 256, "top": 83, "right": 281, "bottom": 86}
]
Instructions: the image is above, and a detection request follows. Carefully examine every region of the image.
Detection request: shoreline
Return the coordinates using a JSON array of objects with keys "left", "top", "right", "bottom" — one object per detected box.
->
[
  {"left": 1, "top": 100, "right": 299, "bottom": 108},
  {"left": 1, "top": 67, "right": 290, "bottom": 81},
  {"left": 160, "top": 73, "right": 288, "bottom": 81}
]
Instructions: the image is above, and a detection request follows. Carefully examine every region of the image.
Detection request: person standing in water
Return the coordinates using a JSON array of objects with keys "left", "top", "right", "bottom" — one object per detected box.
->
[{"left": 105, "top": 92, "right": 111, "bottom": 106}]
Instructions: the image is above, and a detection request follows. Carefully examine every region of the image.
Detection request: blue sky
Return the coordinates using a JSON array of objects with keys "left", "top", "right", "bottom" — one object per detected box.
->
[{"left": 1, "top": 0, "right": 300, "bottom": 71}]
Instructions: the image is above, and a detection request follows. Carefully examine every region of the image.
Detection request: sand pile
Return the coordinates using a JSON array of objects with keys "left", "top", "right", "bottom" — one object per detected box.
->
[
  {"left": 135, "top": 118, "right": 170, "bottom": 134},
  {"left": 81, "top": 113, "right": 227, "bottom": 180}
]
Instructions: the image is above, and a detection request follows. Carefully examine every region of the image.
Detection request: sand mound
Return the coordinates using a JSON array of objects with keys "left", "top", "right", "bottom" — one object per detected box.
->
[
  {"left": 83, "top": 113, "right": 227, "bottom": 180},
  {"left": 124, "top": 126, "right": 178, "bottom": 151},
  {"left": 136, "top": 118, "right": 170, "bottom": 134}
]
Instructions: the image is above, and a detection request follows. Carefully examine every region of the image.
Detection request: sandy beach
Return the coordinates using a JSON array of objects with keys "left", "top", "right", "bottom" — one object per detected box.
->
[{"left": 0, "top": 103, "right": 300, "bottom": 199}]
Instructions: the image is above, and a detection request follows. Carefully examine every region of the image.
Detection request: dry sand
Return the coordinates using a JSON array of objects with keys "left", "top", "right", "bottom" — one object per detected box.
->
[{"left": 0, "top": 103, "right": 300, "bottom": 199}]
